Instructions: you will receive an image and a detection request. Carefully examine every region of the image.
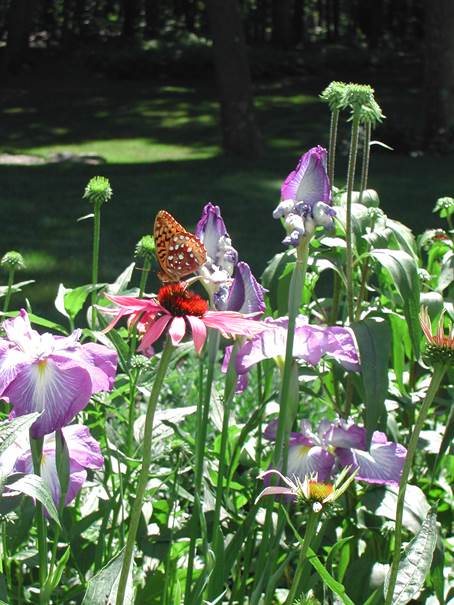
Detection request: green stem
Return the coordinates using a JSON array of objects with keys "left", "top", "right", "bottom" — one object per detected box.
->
[
  {"left": 115, "top": 339, "right": 174, "bottom": 605},
  {"left": 384, "top": 363, "right": 447, "bottom": 605},
  {"left": 284, "top": 512, "right": 319, "bottom": 605},
  {"left": 273, "top": 241, "right": 310, "bottom": 472},
  {"left": 345, "top": 115, "right": 361, "bottom": 324},
  {"left": 3, "top": 269, "right": 15, "bottom": 313},
  {"left": 359, "top": 122, "right": 371, "bottom": 202},
  {"left": 328, "top": 109, "right": 339, "bottom": 186},
  {"left": 184, "top": 329, "right": 220, "bottom": 605},
  {"left": 91, "top": 201, "right": 102, "bottom": 328},
  {"left": 30, "top": 434, "right": 48, "bottom": 605}
]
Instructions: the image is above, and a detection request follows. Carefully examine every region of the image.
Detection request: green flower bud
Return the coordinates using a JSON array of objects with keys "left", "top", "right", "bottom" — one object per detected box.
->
[
  {"left": 320, "top": 81, "right": 347, "bottom": 112},
  {"left": 342, "top": 83, "right": 385, "bottom": 126},
  {"left": 420, "top": 307, "right": 454, "bottom": 366},
  {"left": 433, "top": 196, "right": 454, "bottom": 218},
  {"left": 1, "top": 251, "right": 25, "bottom": 271},
  {"left": 83, "top": 176, "right": 113, "bottom": 205},
  {"left": 134, "top": 235, "right": 155, "bottom": 261}
]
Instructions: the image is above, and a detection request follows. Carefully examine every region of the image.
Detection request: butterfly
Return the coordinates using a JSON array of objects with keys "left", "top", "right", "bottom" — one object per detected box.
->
[{"left": 153, "top": 210, "right": 207, "bottom": 283}]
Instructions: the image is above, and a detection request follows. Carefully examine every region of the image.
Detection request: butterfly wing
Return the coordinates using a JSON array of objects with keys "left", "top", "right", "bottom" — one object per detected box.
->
[{"left": 154, "top": 210, "right": 207, "bottom": 282}]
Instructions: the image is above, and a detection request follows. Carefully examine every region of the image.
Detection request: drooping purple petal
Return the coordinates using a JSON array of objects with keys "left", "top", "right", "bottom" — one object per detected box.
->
[
  {"left": 4, "top": 359, "right": 93, "bottom": 438},
  {"left": 287, "top": 443, "right": 335, "bottom": 482},
  {"left": 78, "top": 343, "right": 118, "bottom": 391},
  {"left": 281, "top": 146, "right": 331, "bottom": 206},
  {"left": 322, "top": 422, "right": 367, "bottom": 450},
  {"left": 224, "top": 262, "right": 266, "bottom": 315},
  {"left": 336, "top": 431, "right": 407, "bottom": 486},
  {"left": 0, "top": 347, "right": 29, "bottom": 398},
  {"left": 61, "top": 424, "right": 104, "bottom": 470},
  {"left": 322, "top": 327, "right": 361, "bottom": 372}
]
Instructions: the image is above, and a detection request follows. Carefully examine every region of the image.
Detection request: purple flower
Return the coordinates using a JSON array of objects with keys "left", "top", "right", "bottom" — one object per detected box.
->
[
  {"left": 12, "top": 424, "right": 104, "bottom": 506},
  {"left": 223, "top": 315, "right": 360, "bottom": 392},
  {"left": 0, "top": 310, "right": 117, "bottom": 438},
  {"left": 273, "top": 147, "right": 335, "bottom": 246},
  {"left": 214, "top": 261, "right": 266, "bottom": 314},
  {"left": 264, "top": 419, "right": 406, "bottom": 486}
]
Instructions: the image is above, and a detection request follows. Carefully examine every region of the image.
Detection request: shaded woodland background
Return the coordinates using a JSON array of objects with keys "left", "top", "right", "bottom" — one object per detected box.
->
[{"left": 0, "top": 0, "right": 454, "bottom": 315}]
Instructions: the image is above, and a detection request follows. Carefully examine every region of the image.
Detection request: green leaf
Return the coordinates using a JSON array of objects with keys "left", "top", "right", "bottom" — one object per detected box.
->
[
  {"left": 0, "top": 413, "right": 40, "bottom": 458},
  {"left": 385, "top": 219, "right": 417, "bottom": 258},
  {"left": 437, "top": 252, "right": 454, "bottom": 292},
  {"left": 351, "top": 317, "right": 391, "bottom": 443},
  {"left": 82, "top": 548, "right": 134, "bottom": 605},
  {"left": 44, "top": 547, "right": 71, "bottom": 595},
  {"left": 363, "top": 484, "right": 429, "bottom": 535},
  {"left": 8, "top": 474, "right": 60, "bottom": 526},
  {"left": 56, "top": 283, "right": 99, "bottom": 321},
  {"left": 370, "top": 249, "right": 420, "bottom": 358},
  {"left": 0, "top": 280, "right": 34, "bottom": 298},
  {"left": 1, "top": 311, "right": 67, "bottom": 334},
  {"left": 384, "top": 508, "right": 438, "bottom": 604}
]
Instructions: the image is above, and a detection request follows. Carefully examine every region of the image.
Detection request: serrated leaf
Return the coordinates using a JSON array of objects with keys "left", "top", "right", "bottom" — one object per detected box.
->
[
  {"left": 82, "top": 548, "right": 133, "bottom": 605},
  {"left": 370, "top": 249, "right": 420, "bottom": 358},
  {"left": 351, "top": 317, "right": 391, "bottom": 444},
  {"left": 384, "top": 508, "right": 438, "bottom": 604},
  {"left": 0, "top": 413, "right": 40, "bottom": 457},
  {"left": 8, "top": 474, "right": 60, "bottom": 526}
]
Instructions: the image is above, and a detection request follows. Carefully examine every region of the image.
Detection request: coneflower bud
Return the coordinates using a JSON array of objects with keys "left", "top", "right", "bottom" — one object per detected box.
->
[
  {"left": 1, "top": 251, "right": 25, "bottom": 272},
  {"left": 83, "top": 176, "right": 113, "bottom": 205},
  {"left": 134, "top": 235, "right": 155, "bottom": 262},
  {"left": 341, "top": 83, "right": 385, "bottom": 126},
  {"left": 320, "top": 81, "right": 347, "bottom": 112},
  {"left": 420, "top": 306, "right": 454, "bottom": 365}
]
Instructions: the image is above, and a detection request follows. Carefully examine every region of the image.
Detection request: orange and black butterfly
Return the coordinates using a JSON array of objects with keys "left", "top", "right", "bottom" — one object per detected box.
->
[{"left": 153, "top": 210, "right": 207, "bottom": 283}]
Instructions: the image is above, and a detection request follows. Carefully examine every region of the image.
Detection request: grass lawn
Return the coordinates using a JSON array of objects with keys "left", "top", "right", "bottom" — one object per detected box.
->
[{"left": 1, "top": 61, "right": 453, "bottom": 318}]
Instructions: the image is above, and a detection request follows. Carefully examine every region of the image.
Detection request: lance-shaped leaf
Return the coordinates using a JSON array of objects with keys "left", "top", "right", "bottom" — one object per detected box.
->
[
  {"left": 0, "top": 413, "right": 40, "bottom": 457},
  {"left": 8, "top": 474, "right": 60, "bottom": 526},
  {"left": 351, "top": 317, "right": 391, "bottom": 444},
  {"left": 370, "top": 249, "right": 420, "bottom": 358},
  {"left": 82, "top": 548, "right": 133, "bottom": 605},
  {"left": 384, "top": 508, "right": 438, "bottom": 604}
]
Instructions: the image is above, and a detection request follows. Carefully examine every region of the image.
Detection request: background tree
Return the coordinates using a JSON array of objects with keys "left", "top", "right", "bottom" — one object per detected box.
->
[{"left": 206, "top": 0, "right": 262, "bottom": 156}]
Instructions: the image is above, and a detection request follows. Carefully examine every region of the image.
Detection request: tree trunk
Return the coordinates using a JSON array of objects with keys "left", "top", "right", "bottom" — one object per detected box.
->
[
  {"left": 293, "top": 0, "right": 304, "bottom": 44},
  {"left": 4, "top": 0, "right": 36, "bottom": 73},
  {"left": 206, "top": 0, "right": 262, "bottom": 156},
  {"left": 122, "top": 0, "right": 140, "bottom": 39},
  {"left": 272, "top": 0, "right": 294, "bottom": 48},
  {"left": 145, "top": 0, "right": 160, "bottom": 37},
  {"left": 423, "top": 0, "right": 454, "bottom": 147}
]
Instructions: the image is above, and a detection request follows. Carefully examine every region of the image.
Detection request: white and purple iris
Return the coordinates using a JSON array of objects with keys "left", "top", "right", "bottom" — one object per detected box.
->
[
  {"left": 3, "top": 424, "right": 104, "bottom": 507},
  {"left": 273, "top": 146, "right": 335, "bottom": 246},
  {"left": 195, "top": 203, "right": 266, "bottom": 314},
  {"left": 264, "top": 418, "right": 406, "bottom": 486},
  {"left": 223, "top": 314, "right": 360, "bottom": 392},
  {"left": 0, "top": 310, "right": 117, "bottom": 438}
]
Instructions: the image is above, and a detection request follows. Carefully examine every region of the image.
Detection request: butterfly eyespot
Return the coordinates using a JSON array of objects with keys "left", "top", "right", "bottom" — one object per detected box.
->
[{"left": 153, "top": 210, "right": 207, "bottom": 283}]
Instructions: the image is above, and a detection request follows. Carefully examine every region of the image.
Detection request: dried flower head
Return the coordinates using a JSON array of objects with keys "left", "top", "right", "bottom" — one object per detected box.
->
[{"left": 420, "top": 306, "right": 454, "bottom": 365}]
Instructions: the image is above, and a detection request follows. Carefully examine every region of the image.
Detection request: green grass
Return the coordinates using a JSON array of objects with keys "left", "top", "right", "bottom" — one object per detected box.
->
[{"left": 1, "top": 68, "right": 453, "bottom": 317}]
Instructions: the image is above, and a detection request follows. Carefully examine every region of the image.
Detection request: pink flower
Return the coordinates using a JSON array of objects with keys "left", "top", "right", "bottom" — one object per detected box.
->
[{"left": 102, "top": 283, "right": 268, "bottom": 354}]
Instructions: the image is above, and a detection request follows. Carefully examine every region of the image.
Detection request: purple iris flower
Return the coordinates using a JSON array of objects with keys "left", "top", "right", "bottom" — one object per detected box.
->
[
  {"left": 0, "top": 310, "right": 117, "bottom": 438},
  {"left": 264, "top": 418, "right": 406, "bottom": 486},
  {"left": 10, "top": 424, "right": 104, "bottom": 506},
  {"left": 223, "top": 315, "right": 360, "bottom": 391},
  {"left": 214, "top": 261, "right": 266, "bottom": 314},
  {"left": 273, "top": 146, "right": 335, "bottom": 246},
  {"left": 196, "top": 204, "right": 265, "bottom": 314}
]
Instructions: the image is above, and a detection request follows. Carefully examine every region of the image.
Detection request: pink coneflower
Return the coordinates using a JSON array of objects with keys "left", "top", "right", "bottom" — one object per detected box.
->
[
  {"left": 103, "top": 283, "right": 268, "bottom": 354},
  {"left": 420, "top": 306, "right": 454, "bottom": 364}
]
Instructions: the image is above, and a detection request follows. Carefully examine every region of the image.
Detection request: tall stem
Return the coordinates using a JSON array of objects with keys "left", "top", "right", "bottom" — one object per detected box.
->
[
  {"left": 3, "top": 269, "right": 15, "bottom": 313},
  {"left": 30, "top": 435, "right": 48, "bottom": 605},
  {"left": 115, "top": 339, "right": 174, "bottom": 605},
  {"left": 284, "top": 512, "right": 319, "bottom": 605},
  {"left": 90, "top": 201, "right": 102, "bottom": 328},
  {"left": 345, "top": 116, "right": 360, "bottom": 323},
  {"left": 273, "top": 240, "right": 310, "bottom": 472},
  {"left": 384, "top": 363, "right": 446, "bottom": 605},
  {"left": 184, "top": 330, "right": 221, "bottom": 605},
  {"left": 328, "top": 109, "right": 339, "bottom": 186},
  {"left": 359, "top": 122, "right": 371, "bottom": 202}
]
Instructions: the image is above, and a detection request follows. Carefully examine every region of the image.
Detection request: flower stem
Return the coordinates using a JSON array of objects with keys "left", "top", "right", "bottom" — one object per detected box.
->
[
  {"left": 183, "top": 329, "right": 220, "bottom": 605},
  {"left": 3, "top": 269, "right": 15, "bottom": 313},
  {"left": 384, "top": 363, "right": 447, "bottom": 605},
  {"left": 345, "top": 115, "right": 360, "bottom": 324},
  {"left": 359, "top": 121, "right": 371, "bottom": 203},
  {"left": 273, "top": 240, "right": 310, "bottom": 471},
  {"left": 328, "top": 109, "right": 340, "bottom": 186},
  {"left": 90, "top": 200, "right": 102, "bottom": 329},
  {"left": 285, "top": 511, "right": 319, "bottom": 605},
  {"left": 115, "top": 338, "right": 174, "bottom": 605},
  {"left": 30, "top": 434, "right": 48, "bottom": 605}
]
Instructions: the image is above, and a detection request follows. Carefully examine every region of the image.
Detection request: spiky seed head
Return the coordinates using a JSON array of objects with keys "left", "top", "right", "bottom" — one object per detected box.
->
[
  {"left": 1, "top": 251, "right": 25, "bottom": 271},
  {"left": 320, "top": 81, "right": 348, "bottom": 112},
  {"left": 341, "top": 83, "right": 385, "bottom": 126},
  {"left": 134, "top": 235, "right": 155, "bottom": 261},
  {"left": 83, "top": 176, "right": 113, "bottom": 205}
]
